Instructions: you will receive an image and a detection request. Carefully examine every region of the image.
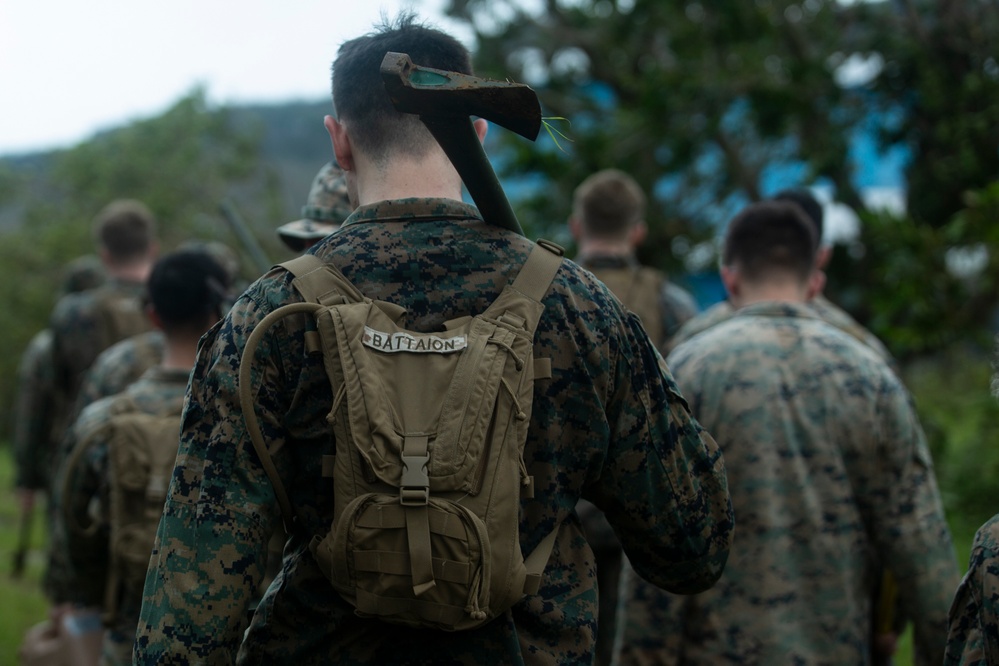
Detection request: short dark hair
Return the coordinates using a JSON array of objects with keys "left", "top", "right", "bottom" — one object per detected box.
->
[
  {"left": 331, "top": 14, "right": 473, "bottom": 166},
  {"left": 147, "top": 250, "right": 231, "bottom": 335},
  {"left": 772, "top": 188, "right": 823, "bottom": 247},
  {"left": 722, "top": 201, "right": 817, "bottom": 283},
  {"left": 572, "top": 169, "right": 646, "bottom": 239},
  {"left": 91, "top": 199, "right": 157, "bottom": 264}
]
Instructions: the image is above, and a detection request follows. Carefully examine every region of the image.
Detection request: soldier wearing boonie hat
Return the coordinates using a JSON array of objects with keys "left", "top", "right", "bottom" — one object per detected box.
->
[{"left": 277, "top": 161, "right": 352, "bottom": 252}]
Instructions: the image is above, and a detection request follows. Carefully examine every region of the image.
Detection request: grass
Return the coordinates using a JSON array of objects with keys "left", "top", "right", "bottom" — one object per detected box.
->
[
  {"left": 0, "top": 344, "right": 989, "bottom": 662},
  {"left": 0, "top": 447, "right": 50, "bottom": 665}
]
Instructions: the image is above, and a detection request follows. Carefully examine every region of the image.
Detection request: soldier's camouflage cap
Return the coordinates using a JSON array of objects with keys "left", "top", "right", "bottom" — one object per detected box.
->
[{"left": 277, "top": 162, "right": 352, "bottom": 250}]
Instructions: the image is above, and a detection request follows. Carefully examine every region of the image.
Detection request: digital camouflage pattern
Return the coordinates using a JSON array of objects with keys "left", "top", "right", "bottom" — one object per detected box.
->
[
  {"left": 577, "top": 255, "right": 697, "bottom": 351},
  {"left": 574, "top": 254, "right": 699, "bottom": 666},
  {"left": 74, "top": 330, "right": 166, "bottom": 417},
  {"left": 13, "top": 329, "right": 58, "bottom": 490},
  {"left": 617, "top": 301, "right": 958, "bottom": 665},
  {"left": 945, "top": 513, "right": 999, "bottom": 665},
  {"left": 134, "top": 198, "right": 733, "bottom": 665},
  {"left": 665, "top": 294, "right": 895, "bottom": 367},
  {"left": 58, "top": 366, "right": 190, "bottom": 666}
]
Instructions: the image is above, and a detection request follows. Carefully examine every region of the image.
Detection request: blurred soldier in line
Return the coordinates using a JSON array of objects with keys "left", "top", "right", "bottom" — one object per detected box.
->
[
  {"left": 568, "top": 168, "right": 699, "bottom": 666},
  {"left": 72, "top": 240, "right": 240, "bottom": 417},
  {"left": 11, "top": 256, "right": 104, "bottom": 574},
  {"left": 616, "top": 201, "right": 958, "bottom": 665},
  {"left": 570, "top": 168, "right": 698, "bottom": 350},
  {"left": 667, "top": 188, "right": 893, "bottom": 367},
  {"left": 945, "top": 514, "right": 999, "bottom": 664},
  {"left": 44, "top": 200, "right": 159, "bottom": 602},
  {"left": 945, "top": 347, "right": 999, "bottom": 664},
  {"left": 55, "top": 249, "right": 231, "bottom": 665},
  {"left": 276, "top": 161, "right": 353, "bottom": 253}
]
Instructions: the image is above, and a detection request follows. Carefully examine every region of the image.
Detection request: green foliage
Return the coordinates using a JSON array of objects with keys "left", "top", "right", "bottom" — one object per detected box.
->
[
  {"left": 446, "top": 0, "right": 999, "bottom": 359},
  {"left": 904, "top": 346, "right": 999, "bottom": 537},
  {"left": 827, "top": 180, "right": 999, "bottom": 360},
  {"left": 0, "top": 447, "right": 50, "bottom": 656},
  {"left": 446, "top": 0, "right": 868, "bottom": 271},
  {"left": 0, "top": 89, "right": 281, "bottom": 436}
]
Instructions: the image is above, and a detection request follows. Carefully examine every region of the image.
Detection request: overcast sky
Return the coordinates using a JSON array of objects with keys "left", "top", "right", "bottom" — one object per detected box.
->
[{"left": 0, "top": 0, "right": 466, "bottom": 156}]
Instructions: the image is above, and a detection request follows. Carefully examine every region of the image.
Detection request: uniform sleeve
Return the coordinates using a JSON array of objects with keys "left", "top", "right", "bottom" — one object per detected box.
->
[
  {"left": 592, "top": 312, "right": 732, "bottom": 595},
  {"left": 944, "top": 517, "right": 999, "bottom": 666},
  {"left": 134, "top": 296, "right": 282, "bottom": 664},
  {"left": 865, "top": 378, "right": 961, "bottom": 665}
]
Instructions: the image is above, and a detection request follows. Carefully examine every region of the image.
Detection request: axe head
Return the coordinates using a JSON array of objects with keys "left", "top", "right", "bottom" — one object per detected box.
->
[{"left": 380, "top": 52, "right": 542, "bottom": 141}]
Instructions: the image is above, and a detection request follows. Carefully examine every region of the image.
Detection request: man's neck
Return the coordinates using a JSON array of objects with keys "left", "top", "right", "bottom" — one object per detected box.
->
[
  {"left": 107, "top": 261, "right": 151, "bottom": 284},
  {"left": 577, "top": 238, "right": 634, "bottom": 260},
  {"left": 355, "top": 152, "right": 464, "bottom": 205},
  {"left": 730, "top": 282, "right": 808, "bottom": 309}
]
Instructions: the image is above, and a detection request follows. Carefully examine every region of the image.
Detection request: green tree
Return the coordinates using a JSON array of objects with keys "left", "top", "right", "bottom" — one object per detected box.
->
[
  {"left": 0, "top": 88, "right": 278, "bottom": 436},
  {"left": 445, "top": 0, "right": 999, "bottom": 358}
]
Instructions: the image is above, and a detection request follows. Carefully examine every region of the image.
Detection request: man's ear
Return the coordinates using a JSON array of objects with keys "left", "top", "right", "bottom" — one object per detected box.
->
[
  {"left": 145, "top": 304, "right": 164, "bottom": 331},
  {"left": 720, "top": 265, "right": 741, "bottom": 303},
  {"left": 815, "top": 245, "right": 832, "bottom": 271},
  {"left": 325, "top": 115, "right": 353, "bottom": 171},
  {"left": 806, "top": 269, "right": 827, "bottom": 301},
  {"left": 473, "top": 118, "right": 489, "bottom": 144},
  {"left": 568, "top": 215, "right": 582, "bottom": 242},
  {"left": 629, "top": 220, "right": 648, "bottom": 247}
]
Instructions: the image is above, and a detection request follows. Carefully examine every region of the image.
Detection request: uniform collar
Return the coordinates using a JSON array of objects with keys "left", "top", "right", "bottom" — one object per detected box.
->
[{"left": 339, "top": 198, "right": 483, "bottom": 228}]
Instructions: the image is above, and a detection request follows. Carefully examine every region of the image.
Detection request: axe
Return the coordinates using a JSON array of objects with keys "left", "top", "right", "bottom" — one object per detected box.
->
[{"left": 380, "top": 52, "right": 542, "bottom": 236}]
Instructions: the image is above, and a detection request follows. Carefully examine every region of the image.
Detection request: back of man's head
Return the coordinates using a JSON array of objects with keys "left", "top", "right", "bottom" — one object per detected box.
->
[
  {"left": 723, "top": 201, "right": 817, "bottom": 285},
  {"left": 332, "top": 14, "right": 472, "bottom": 165},
  {"left": 92, "top": 199, "right": 157, "bottom": 266},
  {"left": 61, "top": 255, "right": 105, "bottom": 295},
  {"left": 572, "top": 169, "right": 646, "bottom": 241},
  {"left": 772, "top": 188, "right": 823, "bottom": 248},
  {"left": 147, "top": 249, "right": 231, "bottom": 337}
]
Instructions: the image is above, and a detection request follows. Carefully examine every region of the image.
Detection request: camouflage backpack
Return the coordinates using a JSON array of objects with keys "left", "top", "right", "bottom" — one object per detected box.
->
[
  {"left": 588, "top": 265, "right": 666, "bottom": 346},
  {"left": 239, "top": 241, "right": 565, "bottom": 631},
  {"left": 62, "top": 395, "right": 183, "bottom": 625}
]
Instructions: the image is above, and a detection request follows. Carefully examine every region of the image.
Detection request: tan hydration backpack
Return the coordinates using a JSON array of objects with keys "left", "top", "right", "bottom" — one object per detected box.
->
[
  {"left": 240, "top": 241, "right": 564, "bottom": 631},
  {"left": 62, "top": 396, "right": 183, "bottom": 625}
]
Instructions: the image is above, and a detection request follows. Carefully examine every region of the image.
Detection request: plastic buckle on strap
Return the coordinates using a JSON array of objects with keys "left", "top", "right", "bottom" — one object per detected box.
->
[{"left": 400, "top": 454, "right": 430, "bottom": 506}]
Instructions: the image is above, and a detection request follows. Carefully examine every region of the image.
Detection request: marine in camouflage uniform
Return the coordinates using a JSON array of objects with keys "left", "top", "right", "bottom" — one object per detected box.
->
[
  {"left": 73, "top": 330, "right": 166, "bottom": 417},
  {"left": 44, "top": 201, "right": 159, "bottom": 601},
  {"left": 616, "top": 202, "right": 958, "bottom": 665},
  {"left": 568, "top": 168, "right": 700, "bottom": 666},
  {"left": 55, "top": 250, "right": 230, "bottom": 665},
  {"left": 134, "top": 18, "right": 733, "bottom": 665},
  {"left": 13, "top": 257, "right": 105, "bottom": 496},
  {"left": 945, "top": 513, "right": 999, "bottom": 665},
  {"left": 666, "top": 188, "right": 894, "bottom": 368},
  {"left": 276, "top": 161, "right": 353, "bottom": 253}
]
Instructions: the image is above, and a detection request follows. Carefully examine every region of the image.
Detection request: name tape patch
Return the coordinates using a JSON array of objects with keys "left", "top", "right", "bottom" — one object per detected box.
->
[{"left": 363, "top": 326, "right": 467, "bottom": 354}]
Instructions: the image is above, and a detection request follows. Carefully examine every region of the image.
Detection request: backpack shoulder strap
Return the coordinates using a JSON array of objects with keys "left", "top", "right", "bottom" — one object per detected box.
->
[{"left": 510, "top": 239, "right": 564, "bottom": 303}]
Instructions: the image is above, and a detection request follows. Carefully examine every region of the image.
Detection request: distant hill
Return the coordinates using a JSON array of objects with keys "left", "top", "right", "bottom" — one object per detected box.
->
[{"left": 0, "top": 97, "right": 338, "bottom": 233}]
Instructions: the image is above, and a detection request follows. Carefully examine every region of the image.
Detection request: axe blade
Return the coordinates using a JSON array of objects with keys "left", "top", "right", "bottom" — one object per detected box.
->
[{"left": 380, "top": 52, "right": 542, "bottom": 141}]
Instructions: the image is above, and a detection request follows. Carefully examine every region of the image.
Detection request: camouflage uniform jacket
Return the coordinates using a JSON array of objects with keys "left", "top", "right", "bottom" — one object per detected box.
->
[
  {"left": 577, "top": 254, "right": 698, "bottom": 350},
  {"left": 945, "top": 513, "right": 999, "bottom": 665},
  {"left": 59, "top": 366, "right": 190, "bottom": 666},
  {"left": 618, "top": 301, "right": 957, "bottom": 665},
  {"left": 74, "top": 330, "right": 166, "bottom": 417},
  {"left": 665, "top": 295, "right": 894, "bottom": 368},
  {"left": 134, "top": 198, "right": 733, "bottom": 665},
  {"left": 13, "top": 329, "right": 58, "bottom": 490}
]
